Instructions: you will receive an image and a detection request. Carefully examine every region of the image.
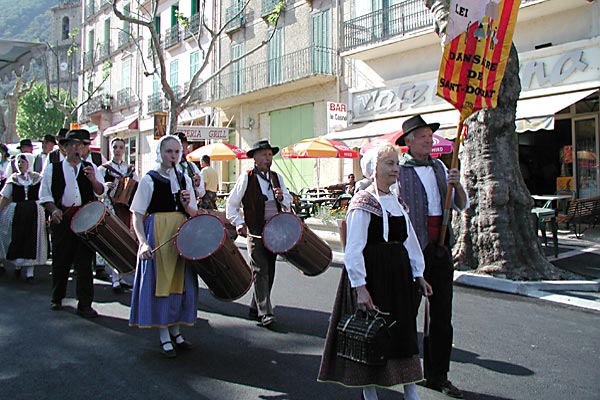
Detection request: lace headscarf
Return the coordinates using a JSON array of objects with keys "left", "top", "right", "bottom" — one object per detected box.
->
[
  {"left": 15, "top": 153, "right": 35, "bottom": 174},
  {"left": 360, "top": 144, "right": 398, "bottom": 241}
]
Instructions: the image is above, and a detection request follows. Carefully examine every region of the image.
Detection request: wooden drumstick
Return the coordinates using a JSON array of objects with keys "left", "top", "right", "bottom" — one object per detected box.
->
[{"left": 150, "top": 232, "right": 180, "bottom": 254}]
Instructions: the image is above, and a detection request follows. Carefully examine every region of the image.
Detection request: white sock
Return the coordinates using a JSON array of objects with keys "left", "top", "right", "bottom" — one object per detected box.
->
[
  {"left": 168, "top": 325, "right": 183, "bottom": 344},
  {"left": 362, "top": 387, "right": 378, "bottom": 400},
  {"left": 159, "top": 328, "right": 173, "bottom": 350},
  {"left": 25, "top": 266, "right": 34, "bottom": 278},
  {"left": 403, "top": 384, "right": 419, "bottom": 400}
]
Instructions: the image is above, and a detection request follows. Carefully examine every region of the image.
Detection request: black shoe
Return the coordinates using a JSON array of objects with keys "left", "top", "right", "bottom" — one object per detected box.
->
[
  {"left": 170, "top": 333, "right": 193, "bottom": 350},
  {"left": 248, "top": 308, "right": 259, "bottom": 321},
  {"left": 51, "top": 300, "right": 63, "bottom": 311},
  {"left": 161, "top": 341, "right": 177, "bottom": 358},
  {"left": 0, "top": 265, "right": 6, "bottom": 276},
  {"left": 14, "top": 269, "right": 21, "bottom": 278},
  {"left": 112, "top": 284, "right": 124, "bottom": 294},
  {"left": 260, "top": 314, "right": 276, "bottom": 327},
  {"left": 26, "top": 276, "right": 35, "bottom": 284},
  {"left": 426, "top": 380, "right": 464, "bottom": 399},
  {"left": 76, "top": 305, "right": 99, "bottom": 318}
]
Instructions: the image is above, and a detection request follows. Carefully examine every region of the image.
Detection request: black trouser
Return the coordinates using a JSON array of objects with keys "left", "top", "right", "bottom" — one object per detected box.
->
[
  {"left": 421, "top": 242, "right": 455, "bottom": 383},
  {"left": 51, "top": 216, "right": 94, "bottom": 307},
  {"left": 247, "top": 234, "right": 277, "bottom": 316}
]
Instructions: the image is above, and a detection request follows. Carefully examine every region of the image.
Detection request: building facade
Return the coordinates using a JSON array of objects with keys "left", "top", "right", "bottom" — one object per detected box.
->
[{"left": 49, "top": 0, "right": 81, "bottom": 95}]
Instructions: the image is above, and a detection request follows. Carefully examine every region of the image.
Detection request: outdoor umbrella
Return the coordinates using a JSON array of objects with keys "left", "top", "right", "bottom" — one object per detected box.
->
[
  {"left": 281, "top": 137, "right": 359, "bottom": 195},
  {"left": 359, "top": 130, "right": 454, "bottom": 155},
  {"left": 187, "top": 142, "right": 247, "bottom": 162}
]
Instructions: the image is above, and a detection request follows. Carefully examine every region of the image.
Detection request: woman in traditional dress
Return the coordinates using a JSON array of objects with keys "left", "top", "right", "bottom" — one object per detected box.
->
[
  {"left": 129, "top": 135, "right": 199, "bottom": 358},
  {"left": 0, "top": 153, "right": 48, "bottom": 282},
  {"left": 318, "top": 144, "right": 433, "bottom": 400}
]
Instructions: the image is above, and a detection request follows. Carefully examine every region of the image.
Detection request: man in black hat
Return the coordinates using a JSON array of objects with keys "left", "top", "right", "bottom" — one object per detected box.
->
[
  {"left": 395, "top": 115, "right": 468, "bottom": 398},
  {"left": 17, "top": 138, "right": 34, "bottom": 154},
  {"left": 39, "top": 129, "right": 107, "bottom": 318},
  {"left": 226, "top": 139, "right": 292, "bottom": 327},
  {"left": 33, "top": 134, "right": 57, "bottom": 173},
  {"left": 44, "top": 128, "right": 69, "bottom": 168}
]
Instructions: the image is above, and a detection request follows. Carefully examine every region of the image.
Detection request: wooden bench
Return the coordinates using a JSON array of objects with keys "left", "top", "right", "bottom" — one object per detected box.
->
[{"left": 556, "top": 195, "right": 600, "bottom": 238}]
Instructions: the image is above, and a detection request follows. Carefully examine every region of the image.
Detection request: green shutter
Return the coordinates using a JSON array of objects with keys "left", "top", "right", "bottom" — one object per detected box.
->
[
  {"left": 231, "top": 43, "right": 244, "bottom": 94},
  {"left": 191, "top": 0, "right": 198, "bottom": 15},
  {"left": 170, "top": 59, "right": 179, "bottom": 87},
  {"left": 123, "top": 4, "right": 130, "bottom": 33},
  {"left": 171, "top": 4, "right": 179, "bottom": 26},
  {"left": 104, "top": 18, "right": 110, "bottom": 44},
  {"left": 270, "top": 103, "right": 315, "bottom": 193},
  {"left": 312, "top": 9, "right": 331, "bottom": 74},
  {"left": 268, "top": 28, "right": 283, "bottom": 85},
  {"left": 155, "top": 17, "right": 160, "bottom": 33},
  {"left": 121, "top": 59, "right": 130, "bottom": 89},
  {"left": 190, "top": 50, "right": 199, "bottom": 78}
]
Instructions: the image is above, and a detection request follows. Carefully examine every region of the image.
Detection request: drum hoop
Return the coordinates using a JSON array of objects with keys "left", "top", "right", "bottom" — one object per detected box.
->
[
  {"left": 175, "top": 213, "right": 226, "bottom": 261},
  {"left": 70, "top": 201, "right": 108, "bottom": 234},
  {"left": 263, "top": 212, "right": 303, "bottom": 254}
]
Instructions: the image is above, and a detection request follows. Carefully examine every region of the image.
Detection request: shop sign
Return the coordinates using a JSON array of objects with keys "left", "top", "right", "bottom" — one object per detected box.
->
[
  {"left": 520, "top": 49, "right": 592, "bottom": 91},
  {"left": 175, "top": 126, "right": 229, "bottom": 141},
  {"left": 326, "top": 102, "right": 348, "bottom": 133}
]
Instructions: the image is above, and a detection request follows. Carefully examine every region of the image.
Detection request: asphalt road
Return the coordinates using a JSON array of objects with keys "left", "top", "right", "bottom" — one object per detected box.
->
[{"left": 1, "top": 247, "right": 599, "bottom": 400}]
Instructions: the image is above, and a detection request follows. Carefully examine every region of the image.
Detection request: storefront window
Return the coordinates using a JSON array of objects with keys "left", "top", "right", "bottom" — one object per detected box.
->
[
  {"left": 574, "top": 117, "right": 598, "bottom": 198},
  {"left": 575, "top": 93, "right": 599, "bottom": 114}
]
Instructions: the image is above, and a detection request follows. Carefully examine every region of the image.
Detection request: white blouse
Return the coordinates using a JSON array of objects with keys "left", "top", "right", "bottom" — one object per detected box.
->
[{"left": 343, "top": 192, "right": 425, "bottom": 288}]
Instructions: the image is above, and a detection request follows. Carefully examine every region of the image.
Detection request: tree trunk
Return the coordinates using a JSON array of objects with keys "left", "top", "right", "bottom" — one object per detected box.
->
[
  {"left": 424, "top": 0, "right": 573, "bottom": 280},
  {"left": 4, "top": 78, "right": 23, "bottom": 144}
]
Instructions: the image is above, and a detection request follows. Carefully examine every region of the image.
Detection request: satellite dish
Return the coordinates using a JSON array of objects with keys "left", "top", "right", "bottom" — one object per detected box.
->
[{"left": 59, "top": 62, "right": 68, "bottom": 71}]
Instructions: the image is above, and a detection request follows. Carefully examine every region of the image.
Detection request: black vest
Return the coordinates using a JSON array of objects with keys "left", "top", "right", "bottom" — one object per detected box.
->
[
  {"left": 147, "top": 170, "right": 187, "bottom": 214},
  {"left": 11, "top": 183, "right": 41, "bottom": 202},
  {"left": 50, "top": 161, "right": 95, "bottom": 208}
]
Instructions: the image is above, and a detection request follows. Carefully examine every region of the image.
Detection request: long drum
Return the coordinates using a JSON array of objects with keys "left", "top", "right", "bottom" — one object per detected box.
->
[
  {"left": 203, "top": 208, "right": 238, "bottom": 241},
  {"left": 70, "top": 201, "right": 137, "bottom": 273},
  {"left": 175, "top": 214, "right": 252, "bottom": 301},
  {"left": 111, "top": 177, "right": 138, "bottom": 206},
  {"left": 263, "top": 212, "right": 332, "bottom": 276}
]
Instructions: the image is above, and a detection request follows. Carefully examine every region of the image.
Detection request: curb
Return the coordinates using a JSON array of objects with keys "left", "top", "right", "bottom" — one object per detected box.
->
[{"left": 330, "top": 251, "right": 600, "bottom": 312}]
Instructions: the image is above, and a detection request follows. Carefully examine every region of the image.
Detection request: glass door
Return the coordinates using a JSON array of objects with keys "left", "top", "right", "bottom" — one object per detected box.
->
[{"left": 573, "top": 116, "right": 598, "bottom": 198}]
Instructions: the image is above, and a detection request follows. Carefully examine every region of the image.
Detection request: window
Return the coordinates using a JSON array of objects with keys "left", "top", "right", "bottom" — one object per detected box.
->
[
  {"left": 62, "top": 17, "right": 70, "bottom": 40},
  {"left": 190, "top": 50, "right": 200, "bottom": 79},
  {"left": 123, "top": 3, "right": 130, "bottom": 34},
  {"left": 171, "top": 4, "right": 179, "bottom": 26},
  {"left": 121, "top": 59, "right": 131, "bottom": 90},
  {"left": 153, "top": 77, "right": 160, "bottom": 94},
  {"left": 231, "top": 43, "right": 245, "bottom": 95},
  {"left": 312, "top": 9, "right": 331, "bottom": 74},
  {"left": 268, "top": 28, "right": 283, "bottom": 85},
  {"left": 170, "top": 59, "right": 179, "bottom": 88},
  {"left": 191, "top": 0, "right": 200, "bottom": 15}
]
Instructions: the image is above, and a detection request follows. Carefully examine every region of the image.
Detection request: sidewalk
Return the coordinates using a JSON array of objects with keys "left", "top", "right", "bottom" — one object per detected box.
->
[{"left": 317, "top": 220, "right": 600, "bottom": 312}]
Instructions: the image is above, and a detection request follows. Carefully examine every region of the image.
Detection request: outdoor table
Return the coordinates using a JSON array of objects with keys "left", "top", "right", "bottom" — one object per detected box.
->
[{"left": 532, "top": 194, "right": 572, "bottom": 208}]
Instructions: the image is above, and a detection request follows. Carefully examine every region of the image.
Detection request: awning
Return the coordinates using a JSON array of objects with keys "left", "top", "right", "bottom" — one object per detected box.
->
[
  {"left": 323, "top": 109, "right": 459, "bottom": 146},
  {"left": 103, "top": 115, "right": 139, "bottom": 136},
  {"left": 0, "top": 40, "right": 47, "bottom": 81},
  {"left": 328, "top": 89, "right": 599, "bottom": 146},
  {"left": 515, "top": 89, "right": 598, "bottom": 132}
]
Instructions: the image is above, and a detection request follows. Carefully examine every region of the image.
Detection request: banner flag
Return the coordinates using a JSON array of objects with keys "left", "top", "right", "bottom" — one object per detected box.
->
[{"left": 437, "top": 0, "right": 521, "bottom": 120}]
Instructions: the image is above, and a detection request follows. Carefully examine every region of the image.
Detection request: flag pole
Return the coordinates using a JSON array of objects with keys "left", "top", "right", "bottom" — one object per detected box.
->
[{"left": 438, "top": 117, "right": 464, "bottom": 247}]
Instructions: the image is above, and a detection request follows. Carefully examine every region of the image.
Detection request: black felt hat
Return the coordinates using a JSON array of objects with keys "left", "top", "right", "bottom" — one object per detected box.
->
[
  {"left": 395, "top": 115, "right": 440, "bottom": 146},
  {"left": 17, "top": 139, "right": 33, "bottom": 149},
  {"left": 59, "top": 129, "right": 91, "bottom": 146},
  {"left": 56, "top": 128, "right": 69, "bottom": 140},
  {"left": 247, "top": 140, "right": 279, "bottom": 158},
  {"left": 43, "top": 134, "right": 57, "bottom": 144}
]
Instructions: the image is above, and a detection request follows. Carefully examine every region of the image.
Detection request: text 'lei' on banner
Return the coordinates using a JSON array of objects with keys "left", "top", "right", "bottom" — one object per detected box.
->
[{"left": 437, "top": 0, "right": 521, "bottom": 121}]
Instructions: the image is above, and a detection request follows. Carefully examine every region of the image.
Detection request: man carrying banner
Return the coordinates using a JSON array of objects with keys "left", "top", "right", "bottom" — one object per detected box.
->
[{"left": 396, "top": 115, "right": 468, "bottom": 399}]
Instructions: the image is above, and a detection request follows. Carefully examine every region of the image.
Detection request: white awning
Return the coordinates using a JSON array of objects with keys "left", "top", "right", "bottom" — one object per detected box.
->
[
  {"left": 329, "top": 89, "right": 598, "bottom": 145},
  {"left": 103, "top": 115, "right": 139, "bottom": 136},
  {"left": 0, "top": 40, "right": 47, "bottom": 81}
]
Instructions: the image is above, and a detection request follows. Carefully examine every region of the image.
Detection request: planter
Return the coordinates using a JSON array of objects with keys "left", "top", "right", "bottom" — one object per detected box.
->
[{"left": 305, "top": 217, "right": 344, "bottom": 253}]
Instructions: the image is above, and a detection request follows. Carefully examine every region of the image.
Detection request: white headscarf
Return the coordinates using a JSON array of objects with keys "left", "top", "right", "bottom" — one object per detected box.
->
[
  {"left": 14, "top": 153, "right": 35, "bottom": 174},
  {"left": 154, "top": 135, "right": 185, "bottom": 192},
  {"left": 360, "top": 145, "right": 397, "bottom": 242}
]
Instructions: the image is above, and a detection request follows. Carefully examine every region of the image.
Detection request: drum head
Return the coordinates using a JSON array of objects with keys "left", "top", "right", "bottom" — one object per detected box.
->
[
  {"left": 263, "top": 212, "right": 302, "bottom": 254},
  {"left": 175, "top": 214, "right": 226, "bottom": 260},
  {"left": 71, "top": 201, "right": 106, "bottom": 234}
]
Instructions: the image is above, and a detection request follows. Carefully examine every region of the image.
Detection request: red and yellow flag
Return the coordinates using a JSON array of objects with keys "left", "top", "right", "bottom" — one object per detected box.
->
[{"left": 437, "top": 0, "right": 521, "bottom": 120}]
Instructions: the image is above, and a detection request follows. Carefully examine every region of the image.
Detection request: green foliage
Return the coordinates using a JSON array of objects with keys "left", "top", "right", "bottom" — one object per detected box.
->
[
  {"left": 267, "top": 1, "right": 285, "bottom": 26},
  {"left": 313, "top": 203, "right": 347, "bottom": 223},
  {"left": 175, "top": 10, "right": 189, "bottom": 27},
  {"left": 16, "top": 82, "right": 74, "bottom": 140}
]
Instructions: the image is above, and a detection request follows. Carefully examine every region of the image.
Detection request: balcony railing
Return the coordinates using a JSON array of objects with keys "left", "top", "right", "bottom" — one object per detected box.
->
[
  {"left": 225, "top": 3, "right": 245, "bottom": 33},
  {"left": 85, "top": 1, "right": 95, "bottom": 19},
  {"left": 82, "top": 51, "right": 94, "bottom": 69},
  {"left": 184, "top": 80, "right": 205, "bottom": 103},
  {"left": 209, "top": 45, "right": 336, "bottom": 101},
  {"left": 118, "top": 31, "right": 132, "bottom": 48},
  {"left": 116, "top": 87, "right": 134, "bottom": 108},
  {"left": 98, "top": 41, "right": 111, "bottom": 59},
  {"left": 147, "top": 93, "right": 165, "bottom": 114},
  {"left": 184, "top": 12, "right": 202, "bottom": 39},
  {"left": 86, "top": 94, "right": 111, "bottom": 115},
  {"left": 164, "top": 25, "right": 181, "bottom": 49},
  {"left": 342, "top": 0, "right": 434, "bottom": 51}
]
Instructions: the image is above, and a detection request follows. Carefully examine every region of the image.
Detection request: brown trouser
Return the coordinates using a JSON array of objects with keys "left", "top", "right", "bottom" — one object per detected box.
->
[{"left": 247, "top": 235, "right": 277, "bottom": 316}]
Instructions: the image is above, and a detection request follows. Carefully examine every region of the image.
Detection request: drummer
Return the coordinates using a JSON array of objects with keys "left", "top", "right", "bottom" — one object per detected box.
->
[
  {"left": 175, "top": 132, "right": 205, "bottom": 202},
  {"left": 98, "top": 137, "right": 139, "bottom": 293},
  {"left": 226, "top": 140, "right": 292, "bottom": 327},
  {"left": 39, "top": 129, "right": 107, "bottom": 318},
  {"left": 129, "top": 134, "right": 198, "bottom": 359}
]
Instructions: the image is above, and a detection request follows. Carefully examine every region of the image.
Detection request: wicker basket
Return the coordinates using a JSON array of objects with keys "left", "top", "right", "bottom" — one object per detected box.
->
[{"left": 336, "top": 312, "right": 390, "bottom": 366}]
